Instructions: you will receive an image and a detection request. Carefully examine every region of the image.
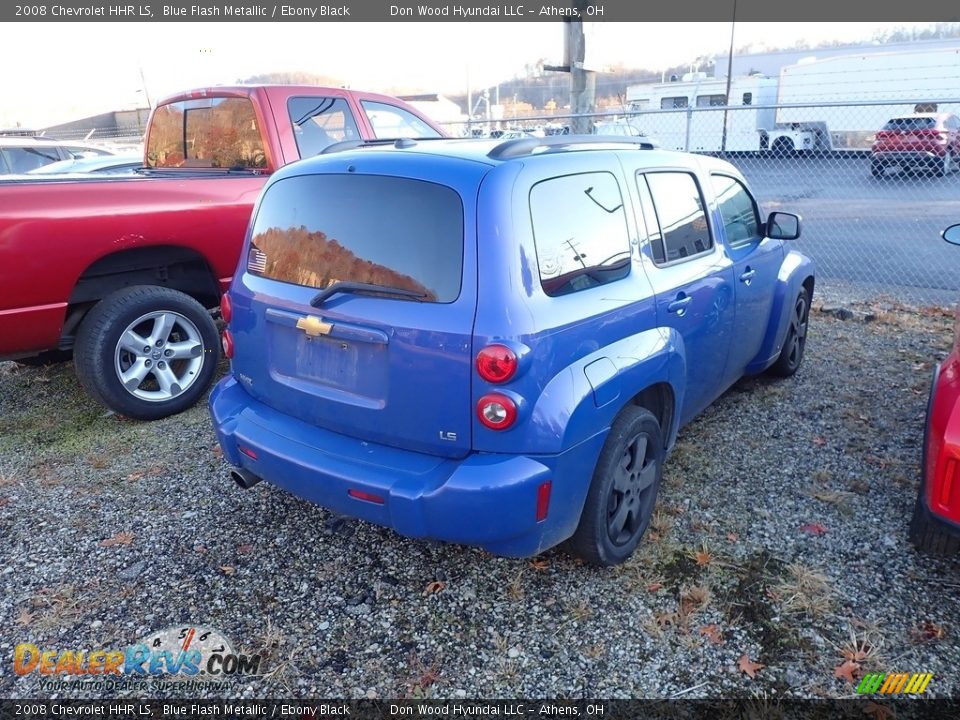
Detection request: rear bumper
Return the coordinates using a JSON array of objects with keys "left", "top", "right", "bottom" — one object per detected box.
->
[
  {"left": 872, "top": 149, "right": 945, "bottom": 164},
  {"left": 209, "top": 376, "right": 605, "bottom": 557},
  {"left": 921, "top": 353, "right": 960, "bottom": 528}
]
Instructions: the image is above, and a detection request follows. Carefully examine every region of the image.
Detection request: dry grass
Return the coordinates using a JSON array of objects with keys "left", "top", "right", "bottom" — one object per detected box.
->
[{"left": 773, "top": 563, "right": 833, "bottom": 618}]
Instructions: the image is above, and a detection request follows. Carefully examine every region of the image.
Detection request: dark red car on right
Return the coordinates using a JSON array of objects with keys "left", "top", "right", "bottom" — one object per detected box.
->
[
  {"left": 911, "top": 224, "right": 960, "bottom": 554},
  {"left": 871, "top": 113, "right": 960, "bottom": 177}
]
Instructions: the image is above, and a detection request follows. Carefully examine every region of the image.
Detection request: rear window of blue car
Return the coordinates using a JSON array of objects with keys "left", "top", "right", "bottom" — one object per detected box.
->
[{"left": 247, "top": 174, "right": 463, "bottom": 303}]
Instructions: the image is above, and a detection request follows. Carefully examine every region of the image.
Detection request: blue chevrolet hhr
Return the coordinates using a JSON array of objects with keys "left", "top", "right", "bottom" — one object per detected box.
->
[{"left": 210, "top": 136, "right": 815, "bottom": 566}]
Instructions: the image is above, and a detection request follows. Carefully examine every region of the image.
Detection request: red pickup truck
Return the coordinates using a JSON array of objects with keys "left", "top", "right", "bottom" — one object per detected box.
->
[{"left": 0, "top": 85, "right": 444, "bottom": 419}]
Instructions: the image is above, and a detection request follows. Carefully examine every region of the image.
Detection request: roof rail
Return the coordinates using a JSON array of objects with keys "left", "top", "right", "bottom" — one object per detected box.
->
[
  {"left": 319, "top": 136, "right": 446, "bottom": 155},
  {"left": 488, "top": 134, "right": 659, "bottom": 160}
]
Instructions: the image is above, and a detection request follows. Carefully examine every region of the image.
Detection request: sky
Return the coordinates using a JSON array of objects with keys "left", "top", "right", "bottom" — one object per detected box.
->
[{"left": 0, "top": 21, "right": 935, "bottom": 128}]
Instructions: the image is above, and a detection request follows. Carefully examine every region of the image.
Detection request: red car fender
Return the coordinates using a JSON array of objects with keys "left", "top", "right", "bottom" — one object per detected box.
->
[{"left": 926, "top": 349, "right": 960, "bottom": 524}]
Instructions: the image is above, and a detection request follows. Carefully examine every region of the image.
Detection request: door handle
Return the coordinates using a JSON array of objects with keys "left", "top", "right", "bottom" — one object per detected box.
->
[
  {"left": 739, "top": 268, "right": 757, "bottom": 285},
  {"left": 667, "top": 295, "right": 693, "bottom": 315}
]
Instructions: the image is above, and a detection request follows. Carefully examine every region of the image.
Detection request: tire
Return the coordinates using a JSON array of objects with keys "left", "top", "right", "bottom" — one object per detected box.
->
[
  {"left": 73, "top": 285, "right": 220, "bottom": 420},
  {"left": 568, "top": 406, "right": 664, "bottom": 566},
  {"left": 870, "top": 160, "right": 884, "bottom": 178},
  {"left": 769, "top": 288, "right": 811, "bottom": 377},
  {"left": 771, "top": 137, "right": 795, "bottom": 159},
  {"left": 909, "top": 493, "right": 960, "bottom": 555}
]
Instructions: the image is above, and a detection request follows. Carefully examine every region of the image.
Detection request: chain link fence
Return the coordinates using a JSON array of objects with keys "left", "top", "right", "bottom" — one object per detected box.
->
[{"left": 441, "top": 98, "right": 960, "bottom": 308}]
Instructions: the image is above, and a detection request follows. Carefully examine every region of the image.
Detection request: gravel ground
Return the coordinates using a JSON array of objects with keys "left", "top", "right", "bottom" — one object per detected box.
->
[{"left": 1, "top": 302, "right": 959, "bottom": 700}]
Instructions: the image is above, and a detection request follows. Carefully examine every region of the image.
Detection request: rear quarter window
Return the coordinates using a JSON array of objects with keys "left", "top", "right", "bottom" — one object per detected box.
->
[
  {"left": 529, "top": 171, "right": 631, "bottom": 297},
  {"left": 249, "top": 174, "right": 463, "bottom": 303}
]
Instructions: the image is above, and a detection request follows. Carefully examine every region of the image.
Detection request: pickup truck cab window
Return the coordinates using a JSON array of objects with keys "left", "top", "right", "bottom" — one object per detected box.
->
[
  {"left": 710, "top": 174, "right": 761, "bottom": 245},
  {"left": 641, "top": 171, "right": 714, "bottom": 265},
  {"left": 529, "top": 171, "right": 631, "bottom": 297},
  {"left": 360, "top": 101, "right": 443, "bottom": 139},
  {"left": 147, "top": 97, "right": 266, "bottom": 169},
  {"left": 288, "top": 96, "right": 360, "bottom": 157}
]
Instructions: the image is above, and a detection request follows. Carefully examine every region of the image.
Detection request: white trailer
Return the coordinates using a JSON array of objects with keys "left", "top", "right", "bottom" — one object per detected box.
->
[
  {"left": 774, "top": 47, "right": 960, "bottom": 151},
  {"left": 623, "top": 73, "right": 814, "bottom": 153}
]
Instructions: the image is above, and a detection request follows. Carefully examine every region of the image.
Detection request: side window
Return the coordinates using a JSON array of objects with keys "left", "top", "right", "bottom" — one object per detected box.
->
[
  {"left": 710, "top": 175, "right": 761, "bottom": 245},
  {"left": 696, "top": 94, "right": 726, "bottom": 107},
  {"left": 642, "top": 172, "right": 713, "bottom": 264},
  {"left": 360, "top": 101, "right": 442, "bottom": 139},
  {"left": 529, "top": 172, "right": 631, "bottom": 297},
  {"left": 661, "top": 96, "right": 688, "bottom": 110},
  {"left": 288, "top": 97, "right": 360, "bottom": 157}
]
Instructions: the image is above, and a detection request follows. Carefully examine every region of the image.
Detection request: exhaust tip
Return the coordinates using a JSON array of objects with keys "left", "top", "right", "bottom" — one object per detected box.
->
[{"left": 231, "top": 468, "right": 262, "bottom": 490}]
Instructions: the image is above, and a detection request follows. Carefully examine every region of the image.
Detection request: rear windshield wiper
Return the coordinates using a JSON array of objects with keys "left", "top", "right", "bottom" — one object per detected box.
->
[{"left": 310, "top": 281, "right": 427, "bottom": 307}]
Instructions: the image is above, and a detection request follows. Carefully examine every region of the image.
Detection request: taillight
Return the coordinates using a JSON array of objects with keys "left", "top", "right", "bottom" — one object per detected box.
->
[
  {"left": 477, "top": 392, "right": 517, "bottom": 430},
  {"left": 536, "top": 480, "right": 552, "bottom": 522},
  {"left": 476, "top": 344, "right": 518, "bottom": 383},
  {"left": 220, "top": 292, "right": 233, "bottom": 324},
  {"left": 348, "top": 488, "right": 386, "bottom": 505},
  {"left": 222, "top": 328, "right": 234, "bottom": 359}
]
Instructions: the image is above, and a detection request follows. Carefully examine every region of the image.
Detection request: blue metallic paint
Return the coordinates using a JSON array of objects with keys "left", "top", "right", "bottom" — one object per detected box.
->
[{"left": 209, "top": 143, "right": 815, "bottom": 557}]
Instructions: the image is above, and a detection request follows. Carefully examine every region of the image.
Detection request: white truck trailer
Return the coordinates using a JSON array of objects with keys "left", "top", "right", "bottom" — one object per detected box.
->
[
  {"left": 621, "top": 46, "right": 960, "bottom": 154},
  {"left": 774, "top": 46, "right": 960, "bottom": 152}
]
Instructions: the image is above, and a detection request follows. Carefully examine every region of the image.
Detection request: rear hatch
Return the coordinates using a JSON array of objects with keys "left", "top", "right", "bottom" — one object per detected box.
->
[
  {"left": 877, "top": 117, "right": 939, "bottom": 152},
  {"left": 231, "top": 169, "right": 476, "bottom": 458}
]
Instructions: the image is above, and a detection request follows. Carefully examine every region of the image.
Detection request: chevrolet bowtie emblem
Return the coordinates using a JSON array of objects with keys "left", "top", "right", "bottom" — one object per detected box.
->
[{"left": 296, "top": 315, "right": 333, "bottom": 337}]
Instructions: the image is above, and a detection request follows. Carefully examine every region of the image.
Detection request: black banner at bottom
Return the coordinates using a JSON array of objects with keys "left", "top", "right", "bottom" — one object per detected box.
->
[{"left": 2, "top": 700, "right": 960, "bottom": 720}]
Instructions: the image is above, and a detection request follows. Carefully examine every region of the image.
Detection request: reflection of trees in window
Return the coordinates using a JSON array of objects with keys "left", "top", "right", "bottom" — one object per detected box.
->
[
  {"left": 252, "top": 226, "right": 437, "bottom": 301},
  {"left": 146, "top": 98, "right": 266, "bottom": 169}
]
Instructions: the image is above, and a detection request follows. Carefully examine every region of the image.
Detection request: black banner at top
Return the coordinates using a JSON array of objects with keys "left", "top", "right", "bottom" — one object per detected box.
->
[{"left": 4, "top": 0, "right": 960, "bottom": 22}]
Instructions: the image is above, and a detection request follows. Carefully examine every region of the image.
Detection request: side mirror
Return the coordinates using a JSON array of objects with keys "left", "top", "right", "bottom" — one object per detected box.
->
[
  {"left": 766, "top": 211, "right": 801, "bottom": 240},
  {"left": 944, "top": 224, "right": 960, "bottom": 246}
]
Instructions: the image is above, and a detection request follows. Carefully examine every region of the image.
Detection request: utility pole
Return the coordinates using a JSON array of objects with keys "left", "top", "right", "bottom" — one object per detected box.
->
[
  {"left": 720, "top": 0, "right": 737, "bottom": 156},
  {"left": 543, "top": 1, "right": 595, "bottom": 134}
]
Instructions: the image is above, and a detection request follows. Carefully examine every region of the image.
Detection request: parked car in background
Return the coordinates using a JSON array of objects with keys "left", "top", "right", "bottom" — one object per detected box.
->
[
  {"left": 0, "top": 137, "right": 119, "bottom": 174},
  {"left": 871, "top": 113, "right": 960, "bottom": 177},
  {"left": 210, "top": 135, "right": 814, "bottom": 566},
  {"left": 911, "top": 224, "right": 960, "bottom": 554},
  {"left": 28, "top": 154, "right": 142, "bottom": 175},
  {"left": 0, "top": 85, "right": 445, "bottom": 420}
]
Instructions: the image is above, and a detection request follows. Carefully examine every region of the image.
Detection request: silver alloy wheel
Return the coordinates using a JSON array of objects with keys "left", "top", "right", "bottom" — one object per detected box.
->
[{"left": 113, "top": 311, "right": 205, "bottom": 402}]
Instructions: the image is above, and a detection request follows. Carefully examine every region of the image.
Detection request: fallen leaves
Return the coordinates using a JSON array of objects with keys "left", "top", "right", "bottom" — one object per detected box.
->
[
  {"left": 726, "top": 532, "right": 740, "bottom": 543},
  {"left": 813, "top": 435, "right": 828, "bottom": 447},
  {"left": 834, "top": 659, "right": 861, "bottom": 684},
  {"left": 737, "top": 654, "right": 764, "bottom": 679},
  {"left": 220, "top": 565, "right": 236, "bottom": 576},
  {"left": 99, "top": 531, "right": 134, "bottom": 547},
  {"left": 16, "top": 608, "right": 36, "bottom": 627},
  {"left": 237, "top": 544, "right": 254, "bottom": 555},
  {"left": 912, "top": 620, "right": 945, "bottom": 643},
  {"left": 699, "top": 624, "right": 723, "bottom": 645},
  {"left": 423, "top": 581, "right": 446, "bottom": 596},
  {"left": 646, "top": 581, "right": 663, "bottom": 593},
  {"left": 528, "top": 558, "right": 550, "bottom": 571},
  {"left": 693, "top": 549, "right": 713, "bottom": 567},
  {"left": 800, "top": 522, "right": 828, "bottom": 536}
]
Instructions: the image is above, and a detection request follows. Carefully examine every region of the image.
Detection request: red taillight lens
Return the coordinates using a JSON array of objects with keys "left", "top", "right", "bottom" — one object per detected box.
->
[
  {"left": 222, "top": 329, "right": 234, "bottom": 359},
  {"left": 536, "top": 480, "right": 552, "bottom": 522},
  {"left": 348, "top": 488, "right": 386, "bottom": 505},
  {"left": 220, "top": 292, "right": 233, "bottom": 324},
  {"left": 476, "top": 344, "right": 518, "bottom": 383},
  {"left": 477, "top": 392, "right": 517, "bottom": 430},
  {"left": 239, "top": 446, "right": 257, "bottom": 460}
]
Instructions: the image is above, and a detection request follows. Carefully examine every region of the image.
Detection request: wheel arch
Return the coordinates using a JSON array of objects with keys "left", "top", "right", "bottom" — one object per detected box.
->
[
  {"left": 746, "top": 251, "right": 816, "bottom": 374},
  {"left": 61, "top": 246, "right": 221, "bottom": 349}
]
